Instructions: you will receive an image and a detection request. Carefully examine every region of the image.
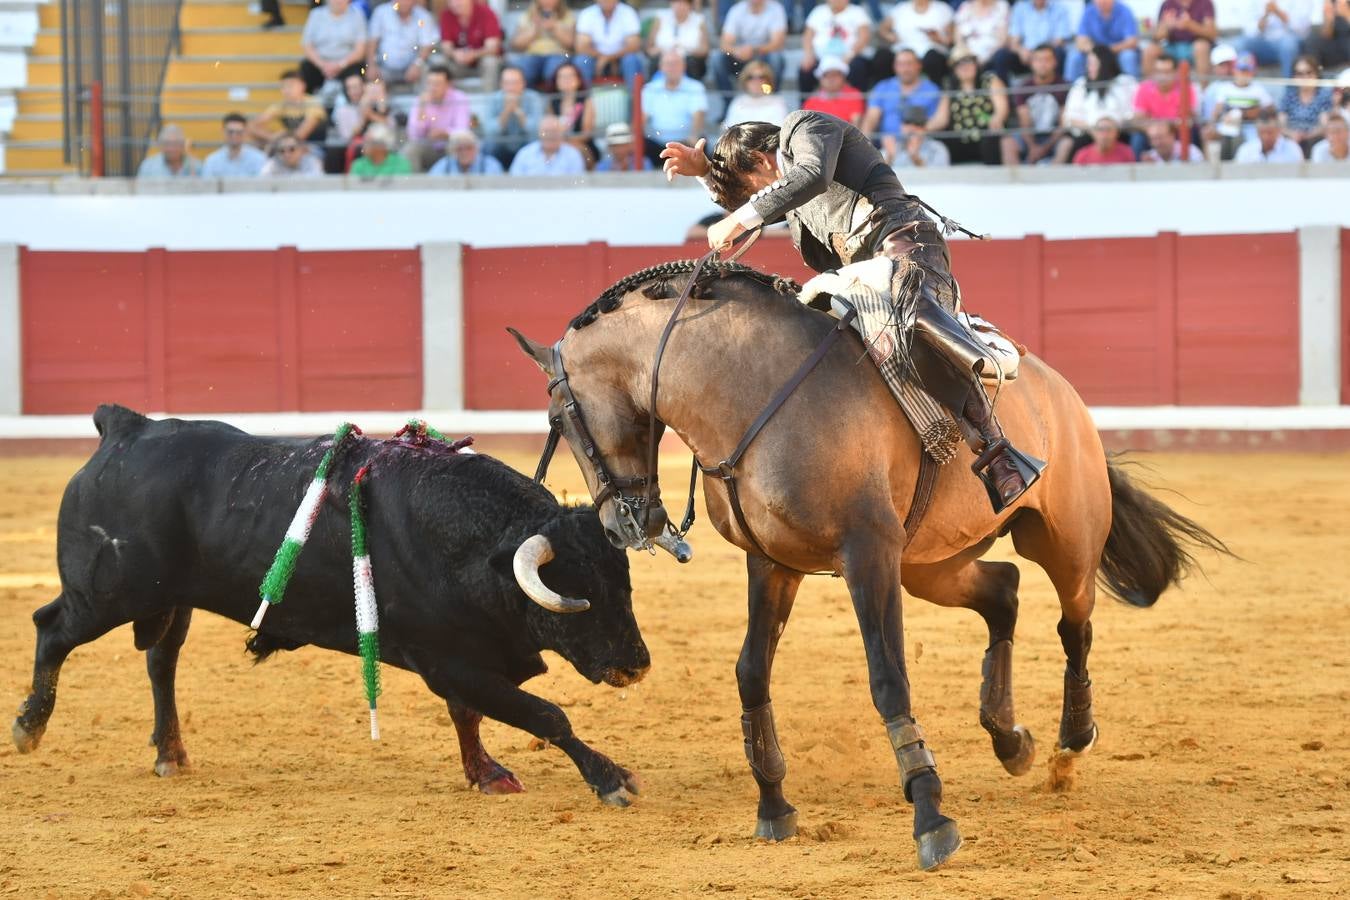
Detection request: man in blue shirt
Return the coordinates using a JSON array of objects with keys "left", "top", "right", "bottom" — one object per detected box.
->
[
  {"left": 993, "top": 0, "right": 1074, "bottom": 83},
  {"left": 508, "top": 115, "right": 587, "bottom": 176},
  {"left": 1066, "top": 0, "right": 1141, "bottom": 80},
  {"left": 200, "top": 113, "right": 267, "bottom": 178},
  {"left": 640, "top": 49, "right": 708, "bottom": 167},
  {"left": 861, "top": 49, "right": 941, "bottom": 141},
  {"left": 429, "top": 130, "right": 506, "bottom": 174}
]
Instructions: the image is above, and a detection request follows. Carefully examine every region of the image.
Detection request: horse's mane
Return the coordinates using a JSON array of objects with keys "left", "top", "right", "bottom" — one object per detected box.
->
[{"left": 567, "top": 259, "right": 803, "bottom": 332}]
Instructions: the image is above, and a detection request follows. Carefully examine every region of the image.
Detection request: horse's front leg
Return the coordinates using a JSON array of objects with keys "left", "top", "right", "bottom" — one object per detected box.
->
[
  {"left": 736, "top": 554, "right": 804, "bottom": 840},
  {"left": 841, "top": 529, "right": 961, "bottom": 871}
]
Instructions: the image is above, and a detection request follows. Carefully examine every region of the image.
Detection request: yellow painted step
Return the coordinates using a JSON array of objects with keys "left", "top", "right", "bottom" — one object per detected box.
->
[
  {"left": 17, "top": 90, "right": 64, "bottom": 116},
  {"left": 33, "top": 31, "right": 61, "bottom": 56},
  {"left": 37, "top": 3, "right": 61, "bottom": 29},
  {"left": 4, "top": 146, "right": 69, "bottom": 171},
  {"left": 26, "top": 58, "right": 61, "bottom": 87},
  {"left": 9, "top": 118, "right": 63, "bottom": 142},
  {"left": 165, "top": 57, "right": 294, "bottom": 85},
  {"left": 160, "top": 87, "right": 278, "bottom": 116},
  {"left": 180, "top": 28, "right": 301, "bottom": 56},
  {"left": 180, "top": 3, "right": 267, "bottom": 28}
]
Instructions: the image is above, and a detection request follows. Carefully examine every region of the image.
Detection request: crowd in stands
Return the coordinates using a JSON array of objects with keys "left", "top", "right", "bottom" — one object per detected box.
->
[{"left": 139, "top": 0, "right": 1350, "bottom": 179}]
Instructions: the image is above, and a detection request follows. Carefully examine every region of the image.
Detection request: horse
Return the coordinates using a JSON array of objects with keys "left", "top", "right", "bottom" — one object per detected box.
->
[{"left": 508, "top": 258, "right": 1227, "bottom": 871}]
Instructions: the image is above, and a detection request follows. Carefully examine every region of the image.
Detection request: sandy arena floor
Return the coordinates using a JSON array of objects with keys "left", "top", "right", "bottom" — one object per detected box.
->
[{"left": 1, "top": 444, "right": 1347, "bottom": 898}]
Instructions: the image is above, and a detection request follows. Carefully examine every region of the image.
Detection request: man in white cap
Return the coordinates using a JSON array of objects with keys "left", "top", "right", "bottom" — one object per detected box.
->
[
  {"left": 596, "top": 122, "right": 654, "bottom": 171},
  {"left": 802, "top": 56, "right": 865, "bottom": 126}
]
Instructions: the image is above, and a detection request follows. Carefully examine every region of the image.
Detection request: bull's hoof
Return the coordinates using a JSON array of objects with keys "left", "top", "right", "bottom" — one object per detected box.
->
[
  {"left": 753, "top": 810, "right": 798, "bottom": 841},
  {"left": 915, "top": 818, "right": 962, "bottom": 871},
  {"left": 12, "top": 720, "right": 43, "bottom": 754},
  {"left": 598, "top": 770, "right": 642, "bottom": 807},
  {"left": 1057, "top": 723, "right": 1099, "bottom": 757},
  {"left": 477, "top": 771, "right": 525, "bottom": 795},
  {"left": 996, "top": 724, "right": 1037, "bottom": 777}
]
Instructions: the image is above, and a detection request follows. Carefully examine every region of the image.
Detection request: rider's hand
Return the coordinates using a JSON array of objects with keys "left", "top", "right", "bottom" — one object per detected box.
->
[
  {"left": 707, "top": 214, "right": 746, "bottom": 252},
  {"left": 660, "top": 138, "right": 710, "bottom": 182}
]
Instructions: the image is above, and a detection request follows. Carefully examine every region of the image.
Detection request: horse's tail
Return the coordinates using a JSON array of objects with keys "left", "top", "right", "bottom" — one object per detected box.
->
[{"left": 1098, "top": 459, "right": 1231, "bottom": 607}]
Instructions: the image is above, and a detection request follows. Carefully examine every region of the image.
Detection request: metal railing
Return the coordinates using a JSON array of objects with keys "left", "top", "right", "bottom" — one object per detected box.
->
[{"left": 61, "top": 0, "right": 184, "bottom": 176}]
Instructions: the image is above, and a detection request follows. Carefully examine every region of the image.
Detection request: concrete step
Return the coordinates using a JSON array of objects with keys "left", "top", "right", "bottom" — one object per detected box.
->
[
  {"left": 165, "top": 56, "right": 294, "bottom": 85},
  {"left": 180, "top": 26, "right": 302, "bottom": 57},
  {"left": 3, "top": 142, "right": 67, "bottom": 171},
  {"left": 32, "top": 29, "right": 59, "bottom": 57},
  {"left": 8, "top": 114, "right": 61, "bottom": 141},
  {"left": 16, "top": 87, "right": 62, "bottom": 115},
  {"left": 160, "top": 84, "right": 278, "bottom": 116},
  {"left": 26, "top": 56, "right": 60, "bottom": 87},
  {"left": 181, "top": 2, "right": 271, "bottom": 29},
  {"left": 37, "top": 3, "right": 60, "bottom": 29}
]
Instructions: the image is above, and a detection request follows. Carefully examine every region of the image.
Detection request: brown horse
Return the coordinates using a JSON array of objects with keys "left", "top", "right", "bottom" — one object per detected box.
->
[{"left": 509, "top": 259, "right": 1226, "bottom": 871}]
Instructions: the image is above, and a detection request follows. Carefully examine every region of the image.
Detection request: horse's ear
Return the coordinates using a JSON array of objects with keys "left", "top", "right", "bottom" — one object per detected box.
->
[{"left": 507, "top": 327, "right": 554, "bottom": 376}]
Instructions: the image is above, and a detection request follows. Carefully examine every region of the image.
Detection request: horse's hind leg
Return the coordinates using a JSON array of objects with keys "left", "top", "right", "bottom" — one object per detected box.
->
[
  {"left": 145, "top": 606, "right": 193, "bottom": 777},
  {"left": 903, "top": 558, "right": 1036, "bottom": 776},
  {"left": 840, "top": 529, "right": 961, "bottom": 871},
  {"left": 1012, "top": 511, "right": 1102, "bottom": 756},
  {"left": 736, "top": 555, "right": 804, "bottom": 840}
]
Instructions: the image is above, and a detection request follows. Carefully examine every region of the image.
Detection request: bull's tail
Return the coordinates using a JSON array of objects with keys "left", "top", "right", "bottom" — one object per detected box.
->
[
  {"left": 1098, "top": 459, "right": 1231, "bottom": 607},
  {"left": 93, "top": 404, "right": 150, "bottom": 441}
]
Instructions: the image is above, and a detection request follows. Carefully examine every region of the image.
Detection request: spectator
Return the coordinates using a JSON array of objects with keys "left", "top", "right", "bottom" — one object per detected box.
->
[
  {"left": 349, "top": 124, "right": 413, "bottom": 176},
  {"left": 1140, "top": 118, "right": 1204, "bottom": 159},
  {"left": 1236, "top": 0, "right": 1319, "bottom": 75},
  {"left": 1073, "top": 114, "right": 1137, "bottom": 162},
  {"left": 261, "top": 0, "right": 284, "bottom": 29},
  {"left": 261, "top": 136, "right": 325, "bottom": 177},
  {"left": 1131, "top": 53, "right": 1199, "bottom": 136},
  {"left": 1233, "top": 106, "right": 1305, "bottom": 160},
  {"left": 641, "top": 49, "right": 709, "bottom": 165},
  {"left": 484, "top": 64, "right": 547, "bottom": 168},
  {"left": 1305, "top": 0, "right": 1350, "bottom": 69},
  {"left": 201, "top": 113, "right": 266, "bottom": 178},
  {"left": 993, "top": 0, "right": 1073, "bottom": 84},
  {"left": 954, "top": 0, "right": 1012, "bottom": 70},
  {"left": 1280, "top": 55, "right": 1334, "bottom": 150},
  {"left": 507, "top": 0, "right": 577, "bottom": 88},
  {"left": 1204, "top": 51, "right": 1274, "bottom": 157},
  {"left": 928, "top": 50, "right": 1010, "bottom": 164},
  {"left": 1067, "top": 0, "right": 1141, "bottom": 80},
  {"left": 366, "top": 0, "right": 439, "bottom": 87},
  {"left": 1002, "top": 44, "right": 1069, "bottom": 164},
  {"left": 574, "top": 0, "right": 645, "bottom": 88},
  {"left": 863, "top": 49, "right": 943, "bottom": 141},
  {"left": 712, "top": 0, "right": 788, "bottom": 98},
  {"left": 885, "top": 105, "right": 952, "bottom": 166},
  {"left": 405, "top": 64, "right": 473, "bottom": 170},
  {"left": 329, "top": 76, "right": 392, "bottom": 171},
  {"left": 595, "top": 121, "right": 654, "bottom": 170},
  {"left": 1056, "top": 44, "right": 1138, "bottom": 161},
  {"left": 509, "top": 115, "right": 588, "bottom": 175},
  {"left": 440, "top": 0, "right": 504, "bottom": 89},
  {"left": 799, "top": 0, "right": 872, "bottom": 94},
  {"left": 299, "top": 0, "right": 367, "bottom": 96},
  {"left": 721, "top": 60, "right": 791, "bottom": 127},
  {"left": 549, "top": 62, "right": 599, "bottom": 164},
  {"left": 429, "top": 129, "right": 507, "bottom": 173},
  {"left": 1200, "top": 43, "right": 1236, "bottom": 119},
  {"left": 1338, "top": 69, "right": 1350, "bottom": 116},
  {"left": 248, "top": 70, "right": 327, "bottom": 151},
  {"left": 648, "top": 0, "right": 710, "bottom": 81},
  {"left": 137, "top": 124, "right": 201, "bottom": 178},
  {"left": 1144, "top": 0, "right": 1216, "bottom": 75},
  {"left": 803, "top": 55, "right": 867, "bottom": 126},
  {"left": 876, "top": 0, "right": 954, "bottom": 86},
  {"left": 1309, "top": 111, "right": 1349, "bottom": 161}
]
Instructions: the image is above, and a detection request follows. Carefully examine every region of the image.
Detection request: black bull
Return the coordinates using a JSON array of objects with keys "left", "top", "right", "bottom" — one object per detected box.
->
[{"left": 11, "top": 405, "right": 649, "bottom": 805}]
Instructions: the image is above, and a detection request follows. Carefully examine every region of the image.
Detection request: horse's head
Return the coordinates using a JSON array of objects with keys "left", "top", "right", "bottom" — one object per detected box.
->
[{"left": 509, "top": 325, "right": 670, "bottom": 552}]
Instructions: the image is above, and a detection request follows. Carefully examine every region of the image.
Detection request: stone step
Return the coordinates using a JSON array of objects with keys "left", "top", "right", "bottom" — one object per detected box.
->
[
  {"left": 165, "top": 55, "right": 295, "bottom": 85},
  {"left": 179, "top": 26, "right": 302, "bottom": 57}
]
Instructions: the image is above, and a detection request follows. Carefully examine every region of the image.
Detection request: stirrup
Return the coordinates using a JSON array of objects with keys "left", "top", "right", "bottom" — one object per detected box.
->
[{"left": 972, "top": 441, "right": 1046, "bottom": 513}]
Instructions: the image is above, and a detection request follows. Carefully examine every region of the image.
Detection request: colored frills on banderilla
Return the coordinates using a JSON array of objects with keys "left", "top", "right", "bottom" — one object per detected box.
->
[{"left": 350, "top": 464, "right": 382, "bottom": 741}]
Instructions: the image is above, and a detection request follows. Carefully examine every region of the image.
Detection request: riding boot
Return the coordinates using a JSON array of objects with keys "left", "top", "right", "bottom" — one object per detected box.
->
[{"left": 909, "top": 286, "right": 1045, "bottom": 513}]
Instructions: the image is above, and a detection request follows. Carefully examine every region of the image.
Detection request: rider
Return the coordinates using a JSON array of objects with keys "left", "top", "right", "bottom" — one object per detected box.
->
[{"left": 660, "top": 110, "right": 1042, "bottom": 512}]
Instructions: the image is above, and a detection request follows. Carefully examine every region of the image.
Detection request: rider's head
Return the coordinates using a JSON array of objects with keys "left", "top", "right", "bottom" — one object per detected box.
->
[{"left": 707, "top": 121, "right": 781, "bottom": 211}]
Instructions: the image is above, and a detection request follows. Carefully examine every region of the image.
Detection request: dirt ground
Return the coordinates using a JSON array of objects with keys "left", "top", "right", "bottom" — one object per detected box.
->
[{"left": 1, "top": 445, "right": 1347, "bottom": 899}]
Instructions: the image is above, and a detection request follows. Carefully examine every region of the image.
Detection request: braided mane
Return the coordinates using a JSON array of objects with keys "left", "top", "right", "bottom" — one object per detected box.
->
[{"left": 567, "top": 259, "right": 802, "bottom": 332}]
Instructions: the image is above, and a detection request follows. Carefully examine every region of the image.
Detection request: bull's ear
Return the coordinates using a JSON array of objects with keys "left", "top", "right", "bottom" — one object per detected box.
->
[{"left": 507, "top": 327, "right": 554, "bottom": 376}]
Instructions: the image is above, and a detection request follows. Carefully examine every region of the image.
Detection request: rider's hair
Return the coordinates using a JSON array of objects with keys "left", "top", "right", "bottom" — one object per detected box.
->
[{"left": 707, "top": 122, "right": 780, "bottom": 211}]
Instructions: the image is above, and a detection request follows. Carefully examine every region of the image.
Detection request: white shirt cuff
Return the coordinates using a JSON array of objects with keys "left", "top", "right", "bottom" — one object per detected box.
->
[{"left": 733, "top": 202, "right": 764, "bottom": 229}]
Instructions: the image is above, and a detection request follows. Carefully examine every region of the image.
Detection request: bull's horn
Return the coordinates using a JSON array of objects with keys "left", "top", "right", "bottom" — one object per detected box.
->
[{"left": 512, "top": 534, "right": 590, "bottom": 613}]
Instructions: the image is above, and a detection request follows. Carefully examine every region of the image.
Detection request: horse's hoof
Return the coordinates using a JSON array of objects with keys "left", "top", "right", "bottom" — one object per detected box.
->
[
  {"left": 478, "top": 771, "right": 525, "bottom": 795},
  {"left": 154, "top": 759, "right": 182, "bottom": 778},
  {"left": 753, "top": 810, "right": 798, "bottom": 841},
  {"left": 997, "top": 724, "right": 1036, "bottom": 777},
  {"left": 1057, "top": 723, "right": 1099, "bottom": 757},
  {"left": 12, "top": 720, "right": 42, "bottom": 754},
  {"left": 915, "top": 818, "right": 962, "bottom": 871},
  {"left": 599, "top": 785, "right": 633, "bottom": 807}
]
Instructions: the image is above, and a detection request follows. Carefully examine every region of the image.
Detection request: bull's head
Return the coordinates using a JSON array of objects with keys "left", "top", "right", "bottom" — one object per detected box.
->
[{"left": 501, "top": 508, "right": 650, "bottom": 688}]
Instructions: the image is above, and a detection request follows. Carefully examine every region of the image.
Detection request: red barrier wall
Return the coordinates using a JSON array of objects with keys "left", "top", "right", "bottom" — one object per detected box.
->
[
  {"left": 464, "top": 232, "right": 1301, "bottom": 410},
  {"left": 20, "top": 248, "right": 422, "bottom": 414}
]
